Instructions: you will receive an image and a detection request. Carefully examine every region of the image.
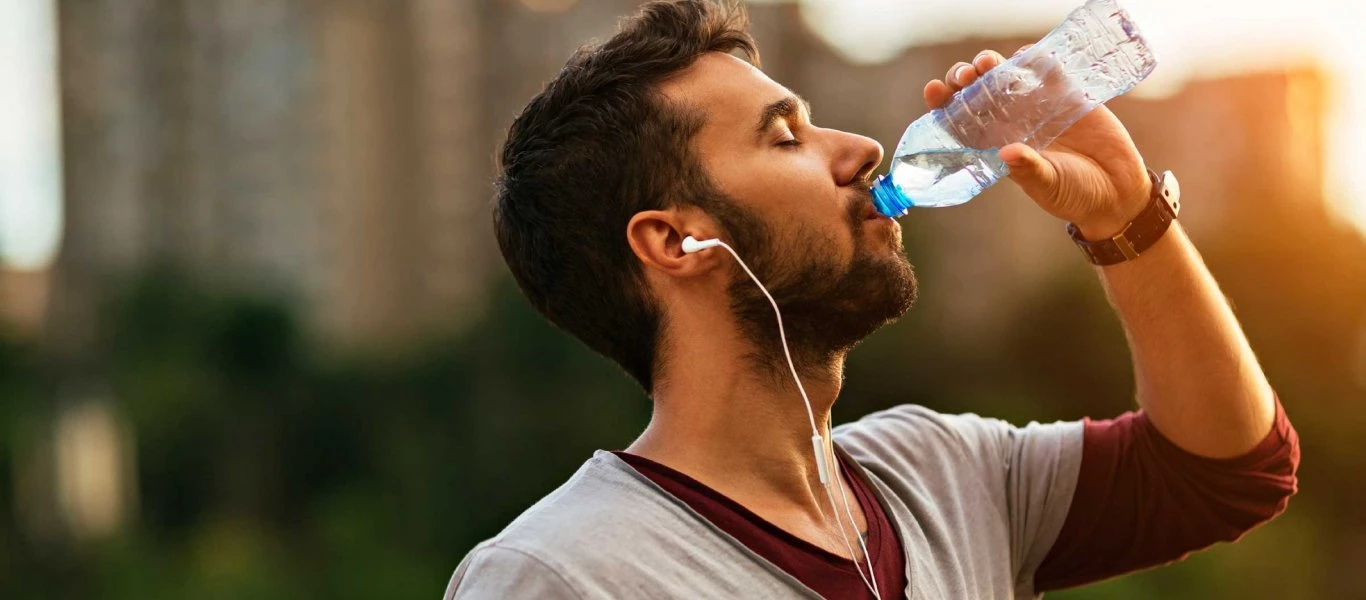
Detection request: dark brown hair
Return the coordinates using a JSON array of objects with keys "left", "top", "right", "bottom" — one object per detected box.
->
[{"left": 493, "top": 1, "right": 758, "bottom": 392}]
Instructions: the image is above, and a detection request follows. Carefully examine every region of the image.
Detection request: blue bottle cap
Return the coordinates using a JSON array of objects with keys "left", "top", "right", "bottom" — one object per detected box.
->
[{"left": 870, "top": 175, "right": 911, "bottom": 218}]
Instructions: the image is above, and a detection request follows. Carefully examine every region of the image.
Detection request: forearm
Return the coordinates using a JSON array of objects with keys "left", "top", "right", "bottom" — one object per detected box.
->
[{"left": 1093, "top": 223, "right": 1275, "bottom": 458}]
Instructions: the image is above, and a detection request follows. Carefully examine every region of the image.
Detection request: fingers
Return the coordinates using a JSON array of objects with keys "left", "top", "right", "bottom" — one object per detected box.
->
[
  {"left": 972, "top": 50, "right": 1004, "bottom": 73},
  {"left": 923, "top": 49, "right": 1006, "bottom": 109},
  {"left": 943, "top": 61, "right": 974, "bottom": 88},
  {"left": 923, "top": 80, "right": 953, "bottom": 109},
  {"left": 999, "top": 143, "right": 1059, "bottom": 202}
]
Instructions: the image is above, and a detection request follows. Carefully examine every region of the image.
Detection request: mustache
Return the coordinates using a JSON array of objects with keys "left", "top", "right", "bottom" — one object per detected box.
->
[{"left": 845, "top": 179, "right": 875, "bottom": 224}]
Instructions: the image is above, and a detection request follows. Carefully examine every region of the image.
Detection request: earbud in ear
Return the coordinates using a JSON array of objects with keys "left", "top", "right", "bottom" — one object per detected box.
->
[{"left": 682, "top": 236, "right": 721, "bottom": 254}]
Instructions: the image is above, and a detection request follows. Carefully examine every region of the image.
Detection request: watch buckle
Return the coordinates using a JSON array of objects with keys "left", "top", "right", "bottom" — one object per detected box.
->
[
  {"left": 1159, "top": 170, "right": 1181, "bottom": 216},
  {"left": 1110, "top": 229, "right": 1140, "bottom": 260}
]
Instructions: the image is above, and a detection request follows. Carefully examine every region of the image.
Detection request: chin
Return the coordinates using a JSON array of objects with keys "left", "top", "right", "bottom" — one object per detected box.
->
[
  {"left": 728, "top": 230, "right": 918, "bottom": 362},
  {"left": 826, "top": 253, "right": 918, "bottom": 350}
]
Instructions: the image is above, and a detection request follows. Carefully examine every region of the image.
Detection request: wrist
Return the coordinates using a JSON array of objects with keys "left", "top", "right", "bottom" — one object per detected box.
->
[
  {"left": 1067, "top": 169, "right": 1181, "bottom": 267},
  {"left": 1073, "top": 179, "right": 1153, "bottom": 241}
]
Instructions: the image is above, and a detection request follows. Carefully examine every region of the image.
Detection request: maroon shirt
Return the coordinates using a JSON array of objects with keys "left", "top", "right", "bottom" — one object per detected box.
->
[
  {"left": 619, "top": 399, "right": 1299, "bottom": 598},
  {"left": 1035, "top": 399, "right": 1299, "bottom": 591}
]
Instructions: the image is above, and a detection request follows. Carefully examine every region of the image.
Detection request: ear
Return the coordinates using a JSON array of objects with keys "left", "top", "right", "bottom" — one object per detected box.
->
[{"left": 626, "top": 210, "right": 721, "bottom": 277}]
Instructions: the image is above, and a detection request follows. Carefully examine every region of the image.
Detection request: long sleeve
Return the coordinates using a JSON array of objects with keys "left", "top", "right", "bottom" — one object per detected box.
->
[{"left": 1034, "top": 397, "right": 1300, "bottom": 592}]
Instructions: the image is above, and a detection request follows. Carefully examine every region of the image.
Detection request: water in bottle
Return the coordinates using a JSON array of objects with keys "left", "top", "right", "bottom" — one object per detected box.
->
[{"left": 870, "top": 0, "right": 1157, "bottom": 217}]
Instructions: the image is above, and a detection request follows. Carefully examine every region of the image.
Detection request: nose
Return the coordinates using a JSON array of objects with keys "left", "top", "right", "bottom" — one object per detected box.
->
[{"left": 831, "top": 129, "right": 884, "bottom": 188}]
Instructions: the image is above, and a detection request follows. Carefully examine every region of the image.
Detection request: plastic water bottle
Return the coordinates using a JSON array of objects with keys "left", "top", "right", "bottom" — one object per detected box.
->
[{"left": 870, "top": 0, "right": 1157, "bottom": 217}]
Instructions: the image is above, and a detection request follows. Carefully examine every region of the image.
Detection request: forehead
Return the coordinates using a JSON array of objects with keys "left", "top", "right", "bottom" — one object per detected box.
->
[{"left": 658, "top": 52, "right": 790, "bottom": 135}]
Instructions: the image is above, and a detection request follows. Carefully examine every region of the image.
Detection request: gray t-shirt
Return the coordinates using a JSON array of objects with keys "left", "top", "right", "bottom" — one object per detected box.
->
[{"left": 446, "top": 404, "right": 1083, "bottom": 599}]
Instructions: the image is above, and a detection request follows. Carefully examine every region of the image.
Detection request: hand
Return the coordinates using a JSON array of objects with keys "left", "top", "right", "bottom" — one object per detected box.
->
[{"left": 923, "top": 48, "right": 1152, "bottom": 239}]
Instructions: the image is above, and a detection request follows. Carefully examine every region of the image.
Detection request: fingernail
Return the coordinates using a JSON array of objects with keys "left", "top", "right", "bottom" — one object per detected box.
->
[{"left": 955, "top": 65, "right": 972, "bottom": 81}]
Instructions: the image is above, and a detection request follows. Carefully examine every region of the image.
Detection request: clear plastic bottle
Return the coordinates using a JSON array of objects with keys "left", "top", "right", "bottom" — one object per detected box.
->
[{"left": 870, "top": 0, "right": 1157, "bottom": 217}]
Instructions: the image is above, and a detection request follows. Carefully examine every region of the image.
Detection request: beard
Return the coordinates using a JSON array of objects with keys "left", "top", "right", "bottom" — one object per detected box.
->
[{"left": 709, "top": 186, "right": 918, "bottom": 373}]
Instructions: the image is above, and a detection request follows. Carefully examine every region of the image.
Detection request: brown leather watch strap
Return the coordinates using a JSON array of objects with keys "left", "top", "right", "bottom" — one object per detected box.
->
[{"left": 1067, "top": 169, "right": 1180, "bottom": 266}]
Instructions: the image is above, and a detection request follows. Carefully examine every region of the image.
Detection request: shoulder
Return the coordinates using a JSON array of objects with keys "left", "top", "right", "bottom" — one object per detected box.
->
[
  {"left": 445, "top": 452, "right": 692, "bottom": 599},
  {"left": 835, "top": 403, "right": 1083, "bottom": 480},
  {"left": 836, "top": 404, "right": 1012, "bottom": 458},
  {"left": 447, "top": 542, "right": 584, "bottom": 600},
  {"left": 473, "top": 451, "right": 665, "bottom": 556}
]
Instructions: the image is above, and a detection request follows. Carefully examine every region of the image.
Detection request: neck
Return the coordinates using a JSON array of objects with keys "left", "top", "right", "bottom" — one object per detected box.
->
[{"left": 626, "top": 322, "right": 847, "bottom": 516}]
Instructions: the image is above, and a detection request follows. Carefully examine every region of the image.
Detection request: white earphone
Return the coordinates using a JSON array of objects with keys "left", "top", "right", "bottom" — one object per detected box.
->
[
  {"left": 679, "top": 234, "right": 882, "bottom": 600},
  {"left": 681, "top": 236, "right": 720, "bottom": 254}
]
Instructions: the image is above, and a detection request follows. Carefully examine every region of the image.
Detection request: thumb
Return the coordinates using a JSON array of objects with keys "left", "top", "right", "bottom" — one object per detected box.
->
[{"left": 999, "top": 143, "right": 1058, "bottom": 203}]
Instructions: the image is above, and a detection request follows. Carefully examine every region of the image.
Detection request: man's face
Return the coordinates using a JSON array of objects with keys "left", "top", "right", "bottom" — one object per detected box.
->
[{"left": 660, "top": 53, "right": 917, "bottom": 362}]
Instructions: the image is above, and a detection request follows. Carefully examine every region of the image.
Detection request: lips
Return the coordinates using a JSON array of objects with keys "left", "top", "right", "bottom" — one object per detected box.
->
[
  {"left": 862, "top": 201, "right": 886, "bottom": 220},
  {"left": 847, "top": 184, "right": 886, "bottom": 222}
]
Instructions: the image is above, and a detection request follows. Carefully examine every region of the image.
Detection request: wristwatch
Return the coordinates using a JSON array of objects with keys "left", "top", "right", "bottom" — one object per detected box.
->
[{"left": 1067, "top": 169, "right": 1181, "bottom": 266}]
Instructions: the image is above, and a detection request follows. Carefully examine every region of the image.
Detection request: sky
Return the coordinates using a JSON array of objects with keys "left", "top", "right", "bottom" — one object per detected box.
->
[
  {"left": 0, "top": 0, "right": 62, "bottom": 270},
  {"left": 2, "top": 0, "right": 1364, "bottom": 270}
]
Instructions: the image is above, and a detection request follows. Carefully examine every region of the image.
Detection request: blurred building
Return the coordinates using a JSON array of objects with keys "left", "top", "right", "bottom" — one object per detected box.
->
[
  {"left": 309, "top": 0, "right": 644, "bottom": 344},
  {"left": 310, "top": 0, "right": 489, "bottom": 347},
  {"left": 48, "top": 0, "right": 526, "bottom": 353}
]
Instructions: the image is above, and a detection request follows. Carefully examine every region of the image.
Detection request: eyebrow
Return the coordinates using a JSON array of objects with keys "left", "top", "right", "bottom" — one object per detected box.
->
[{"left": 754, "top": 95, "right": 812, "bottom": 135}]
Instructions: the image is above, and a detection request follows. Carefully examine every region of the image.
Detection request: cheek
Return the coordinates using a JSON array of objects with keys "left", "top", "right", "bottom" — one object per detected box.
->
[
  {"left": 739, "top": 154, "right": 839, "bottom": 215},
  {"left": 786, "top": 220, "right": 859, "bottom": 278},
  {"left": 760, "top": 161, "right": 858, "bottom": 247},
  {"left": 711, "top": 150, "right": 853, "bottom": 248}
]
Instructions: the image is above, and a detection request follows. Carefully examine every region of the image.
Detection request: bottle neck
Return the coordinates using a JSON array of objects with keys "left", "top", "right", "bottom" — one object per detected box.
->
[{"left": 870, "top": 175, "right": 911, "bottom": 218}]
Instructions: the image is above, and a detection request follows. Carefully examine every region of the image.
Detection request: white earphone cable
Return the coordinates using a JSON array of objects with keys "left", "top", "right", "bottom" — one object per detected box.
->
[
  {"left": 831, "top": 441, "right": 882, "bottom": 599},
  {"left": 709, "top": 239, "right": 882, "bottom": 600},
  {"left": 822, "top": 462, "right": 881, "bottom": 599},
  {"left": 712, "top": 241, "right": 821, "bottom": 438}
]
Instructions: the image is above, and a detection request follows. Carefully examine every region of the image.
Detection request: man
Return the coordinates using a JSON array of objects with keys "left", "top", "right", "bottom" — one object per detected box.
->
[{"left": 447, "top": 1, "right": 1299, "bottom": 598}]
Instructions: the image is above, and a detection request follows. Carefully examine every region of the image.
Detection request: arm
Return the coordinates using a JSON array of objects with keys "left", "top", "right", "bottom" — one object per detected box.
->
[
  {"left": 926, "top": 49, "right": 1277, "bottom": 457},
  {"left": 1034, "top": 404, "right": 1298, "bottom": 591},
  {"left": 925, "top": 49, "right": 1299, "bottom": 590},
  {"left": 1091, "top": 222, "right": 1274, "bottom": 457}
]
